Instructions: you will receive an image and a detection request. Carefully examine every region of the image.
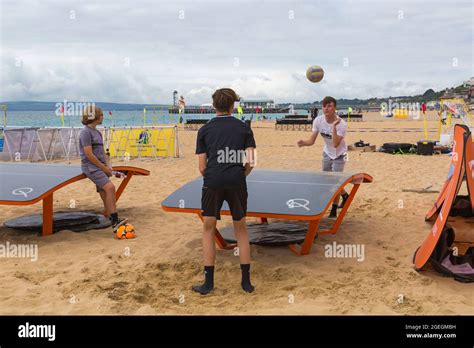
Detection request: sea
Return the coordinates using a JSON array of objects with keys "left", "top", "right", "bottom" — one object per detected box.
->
[{"left": 2, "top": 110, "right": 310, "bottom": 128}]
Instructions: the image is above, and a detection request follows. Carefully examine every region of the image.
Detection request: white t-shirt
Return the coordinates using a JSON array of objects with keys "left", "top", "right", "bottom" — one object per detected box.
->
[{"left": 312, "top": 115, "right": 348, "bottom": 159}]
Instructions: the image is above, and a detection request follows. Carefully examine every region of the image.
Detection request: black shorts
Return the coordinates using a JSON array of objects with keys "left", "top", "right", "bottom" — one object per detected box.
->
[{"left": 201, "top": 186, "right": 248, "bottom": 221}]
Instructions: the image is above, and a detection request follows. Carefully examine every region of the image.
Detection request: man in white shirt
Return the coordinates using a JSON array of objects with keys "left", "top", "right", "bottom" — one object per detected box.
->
[{"left": 297, "top": 96, "right": 349, "bottom": 218}]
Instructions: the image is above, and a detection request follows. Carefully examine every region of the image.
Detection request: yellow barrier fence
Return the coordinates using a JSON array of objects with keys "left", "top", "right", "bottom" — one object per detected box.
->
[{"left": 106, "top": 126, "right": 179, "bottom": 160}]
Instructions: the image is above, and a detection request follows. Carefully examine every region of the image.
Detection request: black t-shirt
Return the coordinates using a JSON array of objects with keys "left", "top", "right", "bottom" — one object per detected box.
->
[{"left": 196, "top": 115, "right": 256, "bottom": 189}]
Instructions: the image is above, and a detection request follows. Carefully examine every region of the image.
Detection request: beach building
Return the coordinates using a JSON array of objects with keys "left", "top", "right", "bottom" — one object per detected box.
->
[{"left": 240, "top": 98, "right": 275, "bottom": 109}]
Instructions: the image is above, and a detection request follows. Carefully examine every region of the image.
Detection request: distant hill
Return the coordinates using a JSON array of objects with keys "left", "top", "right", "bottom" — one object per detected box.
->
[
  {"left": 285, "top": 82, "right": 471, "bottom": 108},
  {"left": 0, "top": 101, "right": 169, "bottom": 112},
  {"left": 2, "top": 82, "right": 470, "bottom": 110}
]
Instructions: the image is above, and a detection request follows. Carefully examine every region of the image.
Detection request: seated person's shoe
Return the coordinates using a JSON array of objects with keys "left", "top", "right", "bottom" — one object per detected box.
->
[
  {"left": 329, "top": 205, "right": 338, "bottom": 218},
  {"left": 112, "top": 218, "right": 128, "bottom": 232},
  {"left": 338, "top": 193, "right": 349, "bottom": 208}
]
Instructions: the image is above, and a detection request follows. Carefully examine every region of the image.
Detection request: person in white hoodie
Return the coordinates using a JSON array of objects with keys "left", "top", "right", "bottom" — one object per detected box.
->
[{"left": 297, "top": 96, "right": 349, "bottom": 218}]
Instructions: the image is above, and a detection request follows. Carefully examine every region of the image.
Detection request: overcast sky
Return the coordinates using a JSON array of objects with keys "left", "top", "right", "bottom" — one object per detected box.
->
[{"left": 0, "top": 0, "right": 472, "bottom": 104}]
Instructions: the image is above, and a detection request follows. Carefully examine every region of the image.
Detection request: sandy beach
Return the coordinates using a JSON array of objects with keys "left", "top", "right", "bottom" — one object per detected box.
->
[{"left": 0, "top": 111, "right": 472, "bottom": 315}]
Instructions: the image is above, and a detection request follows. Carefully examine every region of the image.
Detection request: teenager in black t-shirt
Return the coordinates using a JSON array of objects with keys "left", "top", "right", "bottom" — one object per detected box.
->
[{"left": 193, "top": 88, "right": 257, "bottom": 295}]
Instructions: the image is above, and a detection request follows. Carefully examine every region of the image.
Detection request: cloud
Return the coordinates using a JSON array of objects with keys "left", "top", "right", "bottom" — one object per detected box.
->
[{"left": 0, "top": 0, "right": 472, "bottom": 104}]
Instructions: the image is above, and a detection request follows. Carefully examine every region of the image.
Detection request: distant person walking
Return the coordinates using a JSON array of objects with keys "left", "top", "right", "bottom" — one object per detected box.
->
[{"left": 178, "top": 95, "right": 186, "bottom": 113}]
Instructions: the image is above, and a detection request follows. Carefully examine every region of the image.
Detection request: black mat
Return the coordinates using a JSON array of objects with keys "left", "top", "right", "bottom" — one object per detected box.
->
[
  {"left": 4, "top": 211, "right": 111, "bottom": 233},
  {"left": 220, "top": 222, "right": 315, "bottom": 246}
]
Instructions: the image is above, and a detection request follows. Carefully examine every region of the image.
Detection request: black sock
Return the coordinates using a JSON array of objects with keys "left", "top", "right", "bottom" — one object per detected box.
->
[
  {"left": 192, "top": 266, "right": 214, "bottom": 295},
  {"left": 329, "top": 204, "right": 338, "bottom": 217},
  {"left": 339, "top": 193, "right": 349, "bottom": 208},
  {"left": 240, "top": 264, "right": 254, "bottom": 293},
  {"left": 110, "top": 213, "right": 119, "bottom": 225}
]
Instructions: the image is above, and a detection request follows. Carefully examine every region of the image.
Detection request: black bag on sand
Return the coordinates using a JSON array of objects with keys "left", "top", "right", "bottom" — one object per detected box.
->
[
  {"left": 451, "top": 195, "right": 474, "bottom": 217},
  {"left": 354, "top": 140, "right": 370, "bottom": 147},
  {"left": 379, "top": 142, "right": 415, "bottom": 154},
  {"left": 430, "top": 225, "right": 474, "bottom": 283}
]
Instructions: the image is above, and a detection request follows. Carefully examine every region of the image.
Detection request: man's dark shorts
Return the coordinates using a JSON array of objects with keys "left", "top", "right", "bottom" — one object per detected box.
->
[
  {"left": 201, "top": 186, "right": 248, "bottom": 221},
  {"left": 83, "top": 167, "right": 110, "bottom": 192}
]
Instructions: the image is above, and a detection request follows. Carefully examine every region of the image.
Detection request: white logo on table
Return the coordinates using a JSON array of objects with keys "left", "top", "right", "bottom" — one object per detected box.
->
[
  {"left": 286, "top": 199, "right": 310, "bottom": 211},
  {"left": 12, "top": 187, "right": 33, "bottom": 198}
]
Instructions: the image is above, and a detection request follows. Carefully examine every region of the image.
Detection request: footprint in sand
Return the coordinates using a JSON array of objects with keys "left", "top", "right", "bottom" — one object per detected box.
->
[
  {"left": 385, "top": 256, "right": 401, "bottom": 268},
  {"left": 184, "top": 238, "right": 201, "bottom": 250}
]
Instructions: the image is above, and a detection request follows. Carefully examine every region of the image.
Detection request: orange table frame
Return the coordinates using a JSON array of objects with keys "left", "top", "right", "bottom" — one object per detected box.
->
[
  {"left": 0, "top": 166, "right": 150, "bottom": 236},
  {"left": 162, "top": 173, "right": 373, "bottom": 256}
]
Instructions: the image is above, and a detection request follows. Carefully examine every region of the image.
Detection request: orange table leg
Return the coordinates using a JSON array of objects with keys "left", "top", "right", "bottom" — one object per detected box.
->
[
  {"left": 42, "top": 194, "right": 54, "bottom": 236},
  {"left": 115, "top": 172, "right": 134, "bottom": 201},
  {"left": 329, "top": 183, "right": 360, "bottom": 234},
  {"left": 197, "top": 213, "right": 236, "bottom": 250},
  {"left": 318, "top": 183, "right": 360, "bottom": 235},
  {"left": 288, "top": 219, "right": 320, "bottom": 256},
  {"left": 261, "top": 217, "right": 268, "bottom": 224},
  {"left": 214, "top": 227, "right": 236, "bottom": 250}
]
